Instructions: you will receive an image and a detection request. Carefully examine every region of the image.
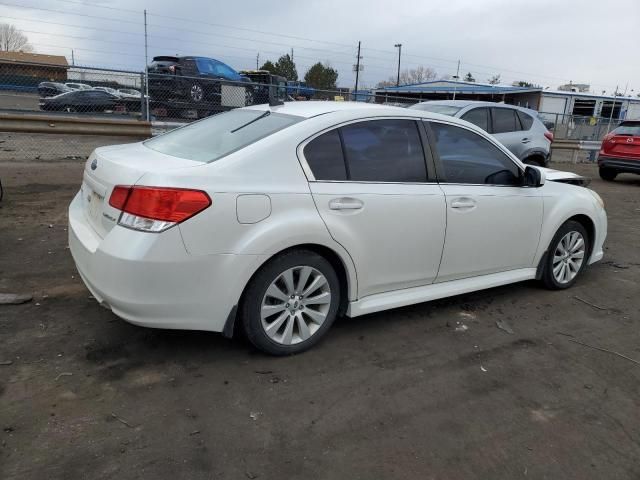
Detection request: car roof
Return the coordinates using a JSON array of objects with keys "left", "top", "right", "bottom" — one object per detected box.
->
[
  {"left": 414, "top": 99, "right": 537, "bottom": 113},
  {"left": 244, "top": 101, "right": 431, "bottom": 119}
]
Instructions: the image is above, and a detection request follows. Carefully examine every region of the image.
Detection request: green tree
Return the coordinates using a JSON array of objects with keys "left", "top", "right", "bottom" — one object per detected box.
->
[
  {"left": 259, "top": 60, "right": 277, "bottom": 74},
  {"left": 513, "top": 80, "right": 535, "bottom": 87},
  {"left": 463, "top": 72, "right": 475, "bottom": 82},
  {"left": 304, "top": 62, "right": 338, "bottom": 91},
  {"left": 273, "top": 54, "right": 297, "bottom": 81}
]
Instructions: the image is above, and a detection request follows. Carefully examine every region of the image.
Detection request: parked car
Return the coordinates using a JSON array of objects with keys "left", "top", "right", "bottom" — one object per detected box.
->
[
  {"left": 286, "top": 81, "right": 315, "bottom": 100},
  {"left": 65, "top": 82, "right": 93, "bottom": 91},
  {"left": 93, "top": 86, "right": 121, "bottom": 96},
  {"left": 410, "top": 100, "right": 553, "bottom": 166},
  {"left": 39, "top": 90, "right": 125, "bottom": 113},
  {"left": 68, "top": 102, "right": 607, "bottom": 355},
  {"left": 38, "top": 82, "right": 72, "bottom": 98},
  {"left": 239, "top": 70, "right": 287, "bottom": 104},
  {"left": 147, "top": 55, "right": 251, "bottom": 106},
  {"left": 598, "top": 120, "right": 640, "bottom": 181},
  {"left": 117, "top": 88, "right": 143, "bottom": 98}
]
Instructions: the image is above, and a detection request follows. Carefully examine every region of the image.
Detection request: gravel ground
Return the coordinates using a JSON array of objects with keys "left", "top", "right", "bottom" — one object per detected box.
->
[{"left": 1, "top": 153, "right": 639, "bottom": 480}]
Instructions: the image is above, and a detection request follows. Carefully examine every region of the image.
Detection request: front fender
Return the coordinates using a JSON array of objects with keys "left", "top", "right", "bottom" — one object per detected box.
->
[{"left": 535, "top": 183, "right": 606, "bottom": 265}]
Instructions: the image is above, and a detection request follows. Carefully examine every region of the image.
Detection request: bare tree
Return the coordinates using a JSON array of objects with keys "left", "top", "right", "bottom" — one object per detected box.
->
[
  {"left": 377, "top": 66, "right": 437, "bottom": 87},
  {"left": 0, "top": 24, "right": 33, "bottom": 52},
  {"left": 488, "top": 74, "right": 501, "bottom": 85}
]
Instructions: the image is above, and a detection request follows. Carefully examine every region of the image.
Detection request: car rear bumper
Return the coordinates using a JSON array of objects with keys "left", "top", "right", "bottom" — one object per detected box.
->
[
  {"left": 598, "top": 155, "right": 640, "bottom": 174},
  {"left": 68, "top": 191, "right": 265, "bottom": 332}
]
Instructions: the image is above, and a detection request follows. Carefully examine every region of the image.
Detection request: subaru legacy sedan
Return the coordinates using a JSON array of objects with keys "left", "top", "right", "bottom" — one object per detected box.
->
[{"left": 68, "top": 102, "right": 607, "bottom": 355}]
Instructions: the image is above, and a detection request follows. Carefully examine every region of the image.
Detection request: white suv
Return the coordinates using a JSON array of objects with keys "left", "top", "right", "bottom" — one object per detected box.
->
[{"left": 69, "top": 102, "right": 607, "bottom": 355}]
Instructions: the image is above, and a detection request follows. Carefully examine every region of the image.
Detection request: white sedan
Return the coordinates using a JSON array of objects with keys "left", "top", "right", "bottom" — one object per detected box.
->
[{"left": 68, "top": 102, "right": 607, "bottom": 355}]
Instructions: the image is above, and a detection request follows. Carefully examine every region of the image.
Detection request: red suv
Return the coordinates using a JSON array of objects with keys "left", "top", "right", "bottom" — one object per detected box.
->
[{"left": 598, "top": 120, "right": 640, "bottom": 181}]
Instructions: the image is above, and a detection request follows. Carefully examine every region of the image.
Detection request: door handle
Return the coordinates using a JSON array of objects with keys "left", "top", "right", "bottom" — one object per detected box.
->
[
  {"left": 521, "top": 137, "right": 531, "bottom": 144},
  {"left": 329, "top": 197, "right": 364, "bottom": 210},
  {"left": 450, "top": 198, "right": 476, "bottom": 209}
]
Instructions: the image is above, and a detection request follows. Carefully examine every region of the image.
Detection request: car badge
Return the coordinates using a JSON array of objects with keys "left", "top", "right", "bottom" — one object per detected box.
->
[{"left": 627, "top": 138, "right": 634, "bottom": 143}]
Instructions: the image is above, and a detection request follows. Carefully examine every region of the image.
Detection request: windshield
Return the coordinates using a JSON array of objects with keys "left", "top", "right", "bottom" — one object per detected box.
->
[
  {"left": 144, "top": 109, "right": 303, "bottom": 162},
  {"left": 195, "top": 58, "right": 241, "bottom": 80},
  {"left": 612, "top": 122, "right": 640, "bottom": 136},
  {"left": 409, "top": 104, "right": 463, "bottom": 116}
]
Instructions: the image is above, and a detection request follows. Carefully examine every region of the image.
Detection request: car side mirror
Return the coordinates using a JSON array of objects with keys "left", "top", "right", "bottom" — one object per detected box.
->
[{"left": 523, "top": 166, "right": 545, "bottom": 187}]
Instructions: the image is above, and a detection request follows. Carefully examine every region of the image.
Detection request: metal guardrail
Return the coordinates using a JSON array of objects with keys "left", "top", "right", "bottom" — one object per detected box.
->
[
  {"left": 551, "top": 139, "right": 602, "bottom": 163},
  {"left": 0, "top": 112, "right": 151, "bottom": 137}
]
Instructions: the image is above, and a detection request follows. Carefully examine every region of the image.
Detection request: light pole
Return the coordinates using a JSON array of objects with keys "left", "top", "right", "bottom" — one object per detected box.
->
[{"left": 394, "top": 43, "right": 402, "bottom": 87}]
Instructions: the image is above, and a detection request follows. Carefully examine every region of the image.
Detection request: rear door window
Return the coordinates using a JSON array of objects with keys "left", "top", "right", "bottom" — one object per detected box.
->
[
  {"left": 516, "top": 111, "right": 534, "bottom": 130},
  {"left": 461, "top": 108, "right": 489, "bottom": 131},
  {"left": 492, "top": 108, "right": 521, "bottom": 133},
  {"left": 304, "top": 130, "right": 347, "bottom": 181},
  {"left": 340, "top": 119, "right": 427, "bottom": 182}
]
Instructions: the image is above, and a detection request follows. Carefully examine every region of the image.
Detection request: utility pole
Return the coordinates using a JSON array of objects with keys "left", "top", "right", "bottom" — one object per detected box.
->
[
  {"left": 354, "top": 41, "right": 362, "bottom": 98},
  {"left": 452, "top": 59, "right": 460, "bottom": 100},
  {"left": 256, "top": 53, "right": 259, "bottom": 69},
  {"left": 291, "top": 48, "right": 294, "bottom": 62},
  {"left": 143, "top": 9, "right": 149, "bottom": 121},
  {"left": 394, "top": 43, "right": 402, "bottom": 87},
  {"left": 71, "top": 49, "right": 75, "bottom": 66},
  {"left": 606, "top": 85, "right": 619, "bottom": 134}
]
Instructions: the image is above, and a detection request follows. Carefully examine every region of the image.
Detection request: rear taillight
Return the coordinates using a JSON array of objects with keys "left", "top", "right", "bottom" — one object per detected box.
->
[
  {"left": 544, "top": 131, "right": 554, "bottom": 143},
  {"left": 109, "top": 186, "right": 211, "bottom": 233}
]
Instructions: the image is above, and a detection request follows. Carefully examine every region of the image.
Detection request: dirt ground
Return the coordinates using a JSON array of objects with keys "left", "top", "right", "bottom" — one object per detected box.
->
[{"left": 1, "top": 151, "right": 640, "bottom": 480}]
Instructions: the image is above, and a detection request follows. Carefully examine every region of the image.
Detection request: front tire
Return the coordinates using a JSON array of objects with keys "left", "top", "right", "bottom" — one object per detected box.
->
[
  {"left": 541, "top": 220, "right": 590, "bottom": 290},
  {"left": 241, "top": 250, "right": 340, "bottom": 355},
  {"left": 599, "top": 167, "right": 617, "bottom": 181}
]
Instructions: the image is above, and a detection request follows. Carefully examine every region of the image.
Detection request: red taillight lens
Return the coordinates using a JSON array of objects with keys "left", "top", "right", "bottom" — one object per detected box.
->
[
  {"left": 544, "top": 131, "right": 554, "bottom": 143},
  {"left": 109, "top": 185, "right": 130, "bottom": 210},
  {"left": 109, "top": 186, "right": 211, "bottom": 223}
]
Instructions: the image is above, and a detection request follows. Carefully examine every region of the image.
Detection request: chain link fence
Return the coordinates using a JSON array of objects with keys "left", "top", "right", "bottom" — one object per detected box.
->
[
  {"left": 0, "top": 60, "right": 630, "bottom": 163},
  {"left": 0, "top": 61, "right": 418, "bottom": 161},
  {"left": 538, "top": 112, "right": 624, "bottom": 141}
]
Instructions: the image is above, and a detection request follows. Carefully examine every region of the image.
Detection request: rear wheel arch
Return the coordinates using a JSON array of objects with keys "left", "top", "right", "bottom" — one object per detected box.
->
[{"left": 225, "top": 243, "right": 355, "bottom": 338}]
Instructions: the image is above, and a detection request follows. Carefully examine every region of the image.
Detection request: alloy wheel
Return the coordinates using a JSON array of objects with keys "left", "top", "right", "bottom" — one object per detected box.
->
[
  {"left": 260, "top": 266, "right": 332, "bottom": 345},
  {"left": 190, "top": 85, "right": 204, "bottom": 102},
  {"left": 552, "top": 231, "right": 585, "bottom": 284}
]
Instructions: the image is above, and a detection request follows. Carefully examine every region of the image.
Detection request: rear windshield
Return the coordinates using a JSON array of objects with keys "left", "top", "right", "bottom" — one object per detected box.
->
[
  {"left": 410, "top": 104, "right": 463, "bottom": 116},
  {"left": 612, "top": 122, "right": 640, "bottom": 136},
  {"left": 144, "top": 109, "right": 303, "bottom": 162}
]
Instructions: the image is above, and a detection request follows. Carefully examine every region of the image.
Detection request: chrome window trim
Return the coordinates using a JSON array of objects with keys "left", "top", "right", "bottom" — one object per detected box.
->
[{"left": 296, "top": 114, "right": 528, "bottom": 188}]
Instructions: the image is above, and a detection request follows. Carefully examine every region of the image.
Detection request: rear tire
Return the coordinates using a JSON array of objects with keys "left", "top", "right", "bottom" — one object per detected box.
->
[
  {"left": 599, "top": 167, "right": 617, "bottom": 181},
  {"left": 241, "top": 250, "right": 340, "bottom": 355},
  {"left": 541, "top": 220, "right": 590, "bottom": 290}
]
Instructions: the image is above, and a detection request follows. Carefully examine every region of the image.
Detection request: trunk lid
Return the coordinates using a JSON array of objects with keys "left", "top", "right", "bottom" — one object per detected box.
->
[{"left": 80, "top": 142, "right": 202, "bottom": 238}]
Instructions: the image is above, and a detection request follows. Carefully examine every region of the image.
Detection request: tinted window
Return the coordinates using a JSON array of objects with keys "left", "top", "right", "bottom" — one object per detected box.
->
[
  {"left": 144, "top": 110, "right": 302, "bottom": 162},
  {"left": 612, "top": 121, "right": 640, "bottom": 136},
  {"left": 492, "top": 108, "right": 520, "bottom": 133},
  {"left": 341, "top": 120, "right": 427, "bottom": 182},
  {"left": 461, "top": 108, "right": 489, "bottom": 131},
  {"left": 430, "top": 122, "right": 521, "bottom": 185},
  {"left": 516, "top": 110, "right": 534, "bottom": 130},
  {"left": 304, "top": 130, "right": 347, "bottom": 181}
]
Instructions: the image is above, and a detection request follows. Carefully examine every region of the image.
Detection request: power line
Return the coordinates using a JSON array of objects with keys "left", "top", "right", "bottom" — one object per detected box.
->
[{"left": 2, "top": 1, "right": 624, "bottom": 90}]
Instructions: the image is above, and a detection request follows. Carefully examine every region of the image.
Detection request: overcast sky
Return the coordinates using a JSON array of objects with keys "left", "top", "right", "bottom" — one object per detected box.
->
[{"left": 2, "top": 0, "right": 639, "bottom": 94}]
